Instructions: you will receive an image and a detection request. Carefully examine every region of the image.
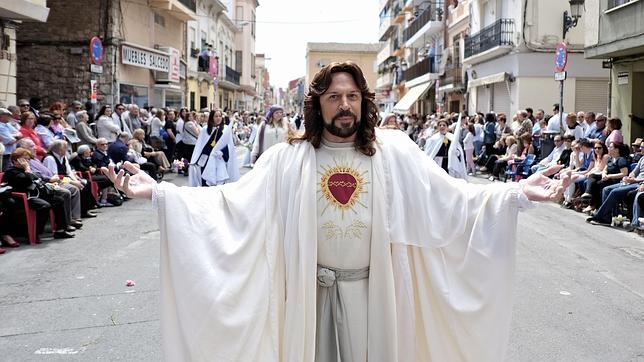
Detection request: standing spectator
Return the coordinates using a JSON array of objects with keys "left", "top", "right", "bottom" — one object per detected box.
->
[
  {"left": 66, "top": 101, "right": 82, "bottom": 128},
  {"left": 163, "top": 109, "right": 178, "bottom": 165},
  {"left": 250, "top": 105, "right": 291, "bottom": 164},
  {"left": 483, "top": 112, "right": 497, "bottom": 157},
  {"left": 532, "top": 109, "right": 546, "bottom": 150},
  {"left": 496, "top": 114, "right": 512, "bottom": 138},
  {"left": 514, "top": 110, "right": 533, "bottom": 138},
  {"left": 96, "top": 105, "right": 121, "bottom": 143},
  {"left": 576, "top": 111, "right": 587, "bottom": 135},
  {"left": 17, "top": 99, "right": 31, "bottom": 117},
  {"left": 178, "top": 111, "right": 200, "bottom": 173},
  {"left": 74, "top": 110, "right": 98, "bottom": 147},
  {"left": 473, "top": 115, "right": 484, "bottom": 157},
  {"left": 605, "top": 118, "right": 624, "bottom": 146},
  {"left": 28, "top": 97, "right": 43, "bottom": 118},
  {"left": 149, "top": 109, "right": 165, "bottom": 138},
  {"left": 112, "top": 103, "right": 131, "bottom": 135},
  {"left": 547, "top": 103, "right": 563, "bottom": 133},
  {"left": 0, "top": 107, "right": 20, "bottom": 170},
  {"left": 122, "top": 104, "right": 142, "bottom": 134},
  {"left": 463, "top": 123, "right": 476, "bottom": 175}
]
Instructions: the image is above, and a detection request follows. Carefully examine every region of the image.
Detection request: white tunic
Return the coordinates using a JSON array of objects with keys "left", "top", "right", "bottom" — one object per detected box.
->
[{"left": 315, "top": 140, "right": 372, "bottom": 361}]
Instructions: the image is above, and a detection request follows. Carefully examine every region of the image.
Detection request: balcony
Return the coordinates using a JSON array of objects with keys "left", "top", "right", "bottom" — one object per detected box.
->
[
  {"left": 225, "top": 66, "right": 240, "bottom": 85},
  {"left": 379, "top": 8, "right": 395, "bottom": 41},
  {"left": 377, "top": 55, "right": 397, "bottom": 74},
  {"left": 402, "top": 56, "right": 440, "bottom": 83},
  {"left": 392, "top": 4, "right": 405, "bottom": 24},
  {"left": 0, "top": 0, "right": 50, "bottom": 22},
  {"left": 376, "top": 72, "right": 394, "bottom": 89},
  {"left": 463, "top": 18, "right": 514, "bottom": 64},
  {"left": 441, "top": 64, "right": 462, "bottom": 86},
  {"left": 149, "top": 0, "right": 197, "bottom": 21},
  {"left": 403, "top": 3, "right": 444, "bottom": 45}
]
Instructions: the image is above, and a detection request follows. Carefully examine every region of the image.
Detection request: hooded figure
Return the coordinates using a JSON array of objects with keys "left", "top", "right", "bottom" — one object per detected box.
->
[{"left": 250, "top": 104, "right": 291, "bottom": 164}]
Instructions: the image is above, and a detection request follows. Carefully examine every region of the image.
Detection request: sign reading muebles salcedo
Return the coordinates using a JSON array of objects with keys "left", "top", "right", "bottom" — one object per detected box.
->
[{"left": 121, "top": 43, "right": 170, "bottom": 72}]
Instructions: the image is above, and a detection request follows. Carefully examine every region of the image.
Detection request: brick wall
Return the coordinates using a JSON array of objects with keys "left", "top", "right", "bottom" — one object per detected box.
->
[{"left": 16, "top": 0, "right": 118, "bottom": 107}]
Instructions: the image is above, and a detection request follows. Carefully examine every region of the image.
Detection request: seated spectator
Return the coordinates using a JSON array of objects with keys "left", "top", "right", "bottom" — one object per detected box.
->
[
  {"left": 70, "top": 144, "right": 113, "bottom": 207},
  {"left": 35, "top": 114, "right": 55, "bottom": 151},
  {"left": 131, "top": 128, "right": 170, "bottom": 171},
  {"left": 127, "top": 138, "right": 159, "bottom": 181},
  {"left": 43, "top": 140, "right": 97, "bottom": 217},
  {"left": 96, "top": 105, "right": 121, "bottom": 144},
  {"left": 587, "top": 147, "right": 644, "bottom": 225},
  {"left": 489, "top": 135, "right": 517, "bottom": 181},
  {"left": 479, "top": 134, "right": 507, "bottom": 172},
  {"left": 0, "top": 107, "right": 21, "bottom": 171},
  {"left": 531, "top": 135, "right": 565, "bottom": 174},
  {"left": 91, "top": 138, "right": 111, "bottom": 169},
  {"left": 4, "top": 148, "right": 74, "bottom": 239},
  {"left": 604, "top": 118, "right": 623, "bottom": 147},
  {"left": 18, "top": 111, "right": 46, "bottom": 159},
  {"left": 580, "top": 142, "right": 629, "bottom": 213},
  {"left": 564, "top": 113, "right": 585, "bottom": 140},
  {"left": 66, "top": 101, "right": 82, "bottom": 129},
  {"left": 556, "top": 135, "right": 575, "bottom": 168},
  {"left": 16, "top": 138, "right": 85, "bottom": 224},
  {"left": 75, "top": 110, "right": 98, "bottom": 147},
  {"left": 107, "top": 132, "right": 130, "bottom": 165}
]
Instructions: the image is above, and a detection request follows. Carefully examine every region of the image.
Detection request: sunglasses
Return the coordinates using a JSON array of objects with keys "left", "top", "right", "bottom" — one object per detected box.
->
[
  {"left": 594, "top": 147, "right": 603, "bottom": 149},
  {"left": 19, "top": 104, "right": 29, "bottom": 107}
]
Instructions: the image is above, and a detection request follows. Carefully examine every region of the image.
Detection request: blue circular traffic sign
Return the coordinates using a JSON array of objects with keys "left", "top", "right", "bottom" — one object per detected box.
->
[
  {"left": 555, "top": 42, "right": 568, "bottom": 72},
  {"left": 90, "top": 36, "right": 104, "bottom": 65}
]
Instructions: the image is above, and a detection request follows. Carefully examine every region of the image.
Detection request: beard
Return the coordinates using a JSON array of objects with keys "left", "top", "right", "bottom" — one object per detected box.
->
[{"left": 324, "top": 109, "right": 360, "bottom": 138}]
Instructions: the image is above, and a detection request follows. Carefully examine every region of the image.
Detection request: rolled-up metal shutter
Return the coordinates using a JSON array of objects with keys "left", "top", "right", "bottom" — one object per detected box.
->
[
  {"left": 476, "top": 86, "right": 490, "bottom": 113},
  {"left": 575, "top": 79, "right": 608, "bottom": 114},
  {"left": 492, "top": 81, "right": 511, "bottom": 116}
]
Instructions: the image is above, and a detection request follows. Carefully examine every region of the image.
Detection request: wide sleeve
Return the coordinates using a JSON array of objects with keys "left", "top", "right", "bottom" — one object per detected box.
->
[
  {"left": 155, "top": 145, "right": 286, "bottom": 362},
  {"left": 379, "top": 129, "right": 522, "bottom": 248}
]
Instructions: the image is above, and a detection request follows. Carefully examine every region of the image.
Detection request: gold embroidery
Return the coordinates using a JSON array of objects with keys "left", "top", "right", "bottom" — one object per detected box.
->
[
  {"left": 321, "top": 220, "right": 367, "bottom": 241},
  {"left": 321, "top": 221, "right": 343, "bottom": 240},
  {"left": 318, "top": 159, "right": 369, "bottom": 217}
]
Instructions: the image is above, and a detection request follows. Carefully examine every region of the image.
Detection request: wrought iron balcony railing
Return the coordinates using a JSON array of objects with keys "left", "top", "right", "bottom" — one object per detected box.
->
[
  {"left": 403, "top": 2, "right": 444, "bottom": 42},
  {"left": 464, "top": 18, "right": 514, "bottom": 59},
  {"left": 402, "top": 56, "right": 440, "bottom": 82},
  {"left": 226, "top": 66, "right": 240, "bottom": 85}
]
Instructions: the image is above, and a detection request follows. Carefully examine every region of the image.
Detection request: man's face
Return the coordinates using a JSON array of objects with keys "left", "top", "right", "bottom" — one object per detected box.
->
[
  {"left": 320, "top": 72, "right": 362, "bottom": 140},
  {"left": 97, "top": 140, "right": 108, "bottom": 151},
  {"left": 131, "top": 108, "right": 139, "bottom": 117},
  {"left": 535, "top": 111, "right": 544, "bottom": 120},
  {"left": 554, "top": 136, "right": 563, "bottom": 146},
  {"left": 19, "top": 101, "right": 30, "bottom": 113},
  {"left": 73, "top": 104, "right": 82, "bottom": 113},
  {"left": 596, "top": 118, "right": 606, "bottom": 129},
  {"left": 167, "top": 112, "right": 175, "bottom": 121},
  {"left": 584, "top": 114, "right": 593, "bottom": 124},
  {"left": 22, "top": 139, "right": 36, "bottom": 153},
  {"left": 0, "top": 114, "right": 10, "bottom": 123},
  {"left": 115, "top": 105, "right": 125, "bottom": 115}
]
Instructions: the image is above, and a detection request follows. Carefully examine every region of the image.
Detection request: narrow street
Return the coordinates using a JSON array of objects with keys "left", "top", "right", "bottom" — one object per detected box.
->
[{"left": 0, "top": 165, "right": 642, "bottom": 361}]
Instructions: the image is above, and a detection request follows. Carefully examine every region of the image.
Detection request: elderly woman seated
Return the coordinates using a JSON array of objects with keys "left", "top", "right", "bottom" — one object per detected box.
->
[
  {"left": 70, "top": 144, "right": 114, "bottom": 207},
  {"left": 4, "top": 149, "right": 74, "bottom": 239},
  {"left": 131, "top": 128, "right": 170, "bottom": 172}
]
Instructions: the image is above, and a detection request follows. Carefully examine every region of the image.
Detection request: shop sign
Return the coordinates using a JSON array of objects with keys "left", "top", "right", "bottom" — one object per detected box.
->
[
  {"left": 122, "top": 44, "right": 170, "bottom": 72},
  {"left": 617, "top": 72, "right": 629, "bottom": 85},
  {"left": 168, "top": 47, "right": 181, "bottom": 82}
]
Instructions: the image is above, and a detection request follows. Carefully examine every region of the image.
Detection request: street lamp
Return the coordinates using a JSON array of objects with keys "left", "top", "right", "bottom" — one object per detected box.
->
[{"left": 563, "top": 0, "right": 585, "bottom": 39}]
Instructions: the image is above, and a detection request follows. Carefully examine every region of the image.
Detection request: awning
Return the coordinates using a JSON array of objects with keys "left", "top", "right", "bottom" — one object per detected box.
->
[
  {"left": 392, "top": 81, "right": 433, "bottom": 113},
  {"left": 467, "top": 72, "right": 508, "bottom": 89}
]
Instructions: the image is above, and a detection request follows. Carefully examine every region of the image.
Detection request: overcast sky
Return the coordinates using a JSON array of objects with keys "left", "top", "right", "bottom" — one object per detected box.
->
[{"left": 255, "top": 0, "right": 380, "bottom": 90}]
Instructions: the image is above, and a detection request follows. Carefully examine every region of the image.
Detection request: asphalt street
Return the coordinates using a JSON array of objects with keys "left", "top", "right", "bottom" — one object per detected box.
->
[{"left": 0, "top": 149, "right": 642, "bottom": 361}]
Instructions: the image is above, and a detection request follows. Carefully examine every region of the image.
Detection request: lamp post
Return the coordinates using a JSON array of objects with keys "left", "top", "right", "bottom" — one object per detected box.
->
[{"left": 563, "top": 0, "right": 585, "bottom": 39}]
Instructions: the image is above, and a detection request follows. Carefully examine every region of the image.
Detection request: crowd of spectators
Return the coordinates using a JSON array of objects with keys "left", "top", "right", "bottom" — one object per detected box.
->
[
  {"left": 384, "top": 103, "right": 642, "bottom": 234},
  {"left": 0, "top": 97, "right": 278, "bottom": 254}
]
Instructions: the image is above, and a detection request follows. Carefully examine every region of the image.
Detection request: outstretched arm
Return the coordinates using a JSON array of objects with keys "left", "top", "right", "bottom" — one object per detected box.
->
[
  {"left": 520, "top": 165, "right": 572, "bottom": 202},
  {"left": 102, "top": 161, "right": 156, "bottom": 199}
]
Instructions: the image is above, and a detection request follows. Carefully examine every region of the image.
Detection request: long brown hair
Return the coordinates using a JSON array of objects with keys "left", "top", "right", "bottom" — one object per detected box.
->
[
  {"left": 207, "top": 109, "right": 223, "bottom": 134},
  {"left": 288, "top": 61, "right": 379, "bottom": 156}
]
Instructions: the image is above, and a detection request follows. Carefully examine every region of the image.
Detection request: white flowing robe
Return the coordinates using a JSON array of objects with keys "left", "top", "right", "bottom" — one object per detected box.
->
[
  {"left": 156, "top": 129, "right": 524, "bottom": 361},
  {"left": 188, "top": 124, "right": 240, "bottom": 187}
]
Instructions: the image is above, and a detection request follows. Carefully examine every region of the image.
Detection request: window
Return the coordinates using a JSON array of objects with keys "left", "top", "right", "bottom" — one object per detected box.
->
[
  {"left": 236, "top": 50, "right": 242, "bottom": 72},
  {"left": 189, "top": 27, "right": 196, "bottom": 50},
  {"left": 251, "top": 11, "right": 256, "bottom": 37},
  {"left": 190, "top": 92, "right": 195, "bottom": 111},
  {"left": 607, "top": 0, "right": 636, "bottom": 9},
  {"left": 165, "top": 90, "right": 183, "bottom": 109},
  {"left": 251, "top": 53, "right": 256, "bottom": 78},
  {"left": 201, "top": 31, "right": 207, "bottom": 48},
  {"left": 236, "top": 5, "right": 243, "bottom": 24},
  {"left": 154, "top": 13, "right": 165, "bottom": 27},
  {"left": 119, "top": 84, "right": 149, "bottom": 108}
]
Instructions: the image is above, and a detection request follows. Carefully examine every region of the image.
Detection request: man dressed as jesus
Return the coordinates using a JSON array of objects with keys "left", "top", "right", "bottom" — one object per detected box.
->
[{"left": 107, "top": 61, "right": 569, "bottom": 362}]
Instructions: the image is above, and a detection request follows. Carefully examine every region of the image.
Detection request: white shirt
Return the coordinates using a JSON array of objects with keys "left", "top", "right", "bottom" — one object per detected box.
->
[{"left": 547, "top": 113, "right": 563, "bottom": 132}]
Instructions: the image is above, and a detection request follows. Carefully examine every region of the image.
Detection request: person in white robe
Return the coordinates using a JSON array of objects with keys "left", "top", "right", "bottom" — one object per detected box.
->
[
  {"left": 188, "top": 109, "right": 239, "bottom": 187},
  {"left": 106, "top": 61, "right": 571, "bottom": 362},
  {"left": 425, "top": 118, "right": 455, "bottom": 172},
  {"left": 250, "top": 105, "right": 292, "bottom": 165}
]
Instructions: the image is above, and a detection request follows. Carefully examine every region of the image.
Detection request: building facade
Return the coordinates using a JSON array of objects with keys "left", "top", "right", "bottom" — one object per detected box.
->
[
  {"left": 17, "top": 0, "right": 195, "bottom": 109},
  {"left": 305, "top": 42, "right": 380, "bottom": 92},
  {"left": 584, "top": 0, "right": 644, "bottom": 143},
  {"left": 233, "top": 0, "right": 259, "bottom": 111},
  {"left": 465, "top": 0, "right": 608, "bottom": 117},
  {"left": 0, "top": 0, "right": 49, "bottom": 106}
]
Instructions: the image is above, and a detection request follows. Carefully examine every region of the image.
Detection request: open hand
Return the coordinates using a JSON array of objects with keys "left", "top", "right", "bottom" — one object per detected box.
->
[
  {"left": 520, "top": 166, "right": 572, "bottom": 202},
  {"left": 103, "top": 161, "right": 155, "bottom": 200}
]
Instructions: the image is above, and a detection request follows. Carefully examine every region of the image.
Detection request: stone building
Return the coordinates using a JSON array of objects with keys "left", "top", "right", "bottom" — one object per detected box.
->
[
  {"left": 17, "top": 0, "right": 196, "bottom": 109},
  {"left": 305, "top": 42, "right": 380, "bottom": 91},
  {"left": 0, "top": 0, "right": 49, "bottom": 106}
]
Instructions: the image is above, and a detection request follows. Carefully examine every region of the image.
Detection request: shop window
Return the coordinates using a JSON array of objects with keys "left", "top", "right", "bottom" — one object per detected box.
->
[
  {"left": 119, "top": 84, "right": 149, "bottom": 109},
  {"left": 165, "top": 91, "right": 183, "bottom": 109}
]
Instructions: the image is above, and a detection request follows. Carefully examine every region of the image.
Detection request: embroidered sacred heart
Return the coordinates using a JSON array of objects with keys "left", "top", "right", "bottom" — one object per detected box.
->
[{"left": 327, "top": 172, "right": 357, "bottom": 205}]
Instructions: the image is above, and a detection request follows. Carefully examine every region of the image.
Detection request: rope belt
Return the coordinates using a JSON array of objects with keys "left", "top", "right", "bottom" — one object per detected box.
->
[
  {"left": 316, "top": 264, "right": 370, "bottom": 361},
  {"left": 316, "top": 265, "right": 370, "bottom": 287}
]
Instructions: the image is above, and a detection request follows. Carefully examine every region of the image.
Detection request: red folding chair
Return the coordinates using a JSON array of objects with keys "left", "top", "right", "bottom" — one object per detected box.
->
[{"left": 0, "top": 172, "right": 56, "bottom": 245}]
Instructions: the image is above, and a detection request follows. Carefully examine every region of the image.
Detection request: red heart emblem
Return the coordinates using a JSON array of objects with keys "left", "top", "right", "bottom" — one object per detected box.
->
[{"left": 327, "top": 173, "right": 357, "bottom": 205}]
